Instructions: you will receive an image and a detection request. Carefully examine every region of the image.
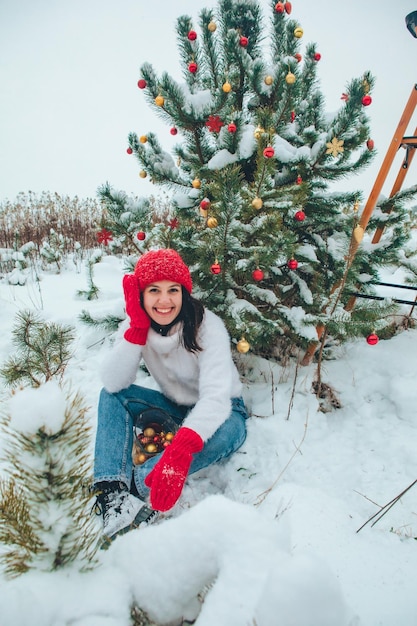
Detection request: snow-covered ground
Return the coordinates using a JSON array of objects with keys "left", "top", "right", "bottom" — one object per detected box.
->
[{"left": 0, "top": 255, "right": 416, "bottom": 626}]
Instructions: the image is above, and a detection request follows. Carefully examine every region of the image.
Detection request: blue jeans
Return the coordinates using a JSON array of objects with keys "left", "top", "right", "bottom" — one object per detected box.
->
[{"left": 94, "top": 385, "right": 248, "bottom": 500}]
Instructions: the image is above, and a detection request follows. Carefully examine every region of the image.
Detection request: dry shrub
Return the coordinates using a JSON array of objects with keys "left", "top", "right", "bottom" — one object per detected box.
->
[{"left": 0, "top": 191, "right": 105, "bottom": 251}]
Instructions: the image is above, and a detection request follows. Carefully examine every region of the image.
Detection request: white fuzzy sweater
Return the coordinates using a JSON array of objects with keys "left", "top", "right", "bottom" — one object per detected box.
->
[{"left": 100, "top": 309, "right": 243, "bottom": 441}]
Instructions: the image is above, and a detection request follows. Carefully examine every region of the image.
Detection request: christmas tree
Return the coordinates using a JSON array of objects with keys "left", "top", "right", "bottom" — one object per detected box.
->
[{"left": 102, "top": 0, "right": 417, "bottom": 359}]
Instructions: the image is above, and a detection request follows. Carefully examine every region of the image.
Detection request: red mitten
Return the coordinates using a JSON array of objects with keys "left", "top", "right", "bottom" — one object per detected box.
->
[
  {"left": 144, "top": 427, "right": 204, "bottom": 511},
  {"left": 122, "top": 274, "right": 151, "bottom": 345}
]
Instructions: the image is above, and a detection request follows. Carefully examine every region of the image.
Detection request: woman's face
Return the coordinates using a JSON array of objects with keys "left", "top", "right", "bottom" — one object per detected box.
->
[{"left": 142, "top": 280, "right": 183, "bottom": 326}]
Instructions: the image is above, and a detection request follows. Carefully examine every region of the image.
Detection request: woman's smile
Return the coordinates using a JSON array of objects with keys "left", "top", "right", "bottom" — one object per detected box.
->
[{"left": 143, "top": 280, "right": 183, "bottom": 326}]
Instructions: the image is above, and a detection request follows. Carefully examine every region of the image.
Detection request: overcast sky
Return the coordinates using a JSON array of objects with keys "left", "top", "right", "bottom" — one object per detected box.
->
[{"left": 1, "top": 0, "right": 417, "bottom": 205}]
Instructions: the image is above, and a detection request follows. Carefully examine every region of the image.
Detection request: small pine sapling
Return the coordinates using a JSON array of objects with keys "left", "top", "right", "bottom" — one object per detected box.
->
[
  {"left": 0, "top": 310, "right": 74, "bottom": 388},
  {"left": 0, "top": 384, "right": 100, "bottom": 577},
  {"left": 76, "top": 252, "right": 102, "bottom": 301}
]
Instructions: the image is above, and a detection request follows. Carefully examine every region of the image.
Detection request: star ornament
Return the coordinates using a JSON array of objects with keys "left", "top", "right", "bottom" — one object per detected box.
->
[
  {"left": 326, "top": 137, "right": 344, "bottom": 157},
  {"left": 96, "top": 228, "right": 113, "bottom": 246},
  {"left": 206, "top": 115, "right": 224, "bottom": 133}
]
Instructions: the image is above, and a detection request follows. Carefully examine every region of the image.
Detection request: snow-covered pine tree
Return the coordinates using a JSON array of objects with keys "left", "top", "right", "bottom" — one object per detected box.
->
[
  {"left": 0, "top": 384, "right": 99, "bottom": 577},
  {"left": 122, "top": 0, "right": 416, "bottom": 358},
  {"left": 0, "top": 313, "right": 99, "bottom": 577}
]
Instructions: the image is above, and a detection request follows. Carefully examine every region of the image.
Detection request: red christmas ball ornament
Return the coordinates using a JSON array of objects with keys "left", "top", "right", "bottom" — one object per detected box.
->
[
  {"left": 313, "top": 52, "right": 321, "bottom": 61},
  {"left": 294, "top": 53, "right": 302, "bottom": 63},
  {"left": 187, "top": 30, "right": 197, "bottom": 41},
  {"left": 287, "top": 258, "right": 298, "bottom": 270},
  {"left": 252, "top": 268, "right": 264, "bottom": 281},
  {"left": 188, "top": 62, "right": 198, "bottom": 74},
  {"left": 126, "top": 147, "right": 133, "bottom": 155},
  {"left": 275, "top": 1, "right": 285, "bottom": 13},
  {"left": 210, "top": 262, "right": 221, "bottom": 275},
  {"left": 170, "top": 127, "right": 178, "bottom": 135},
  {"left": 200, "top": 198, "right": 211, "bottom": 210},
  {"left": 294, "top": 210, "right": 306, "bottom": 222},
  {"left": 284, "top": 2, "right": 292, "bottom": 14},
  {"left": 290, "top": 110, "right": 296, "bottom": 122},
  {"left": 239, "top": 36, "right": 249, "bottom": 47},
  {"left": 137, "top": 79, "right": 147, "bottom": 89},
  {"left": 366, "top": 333, "right": 379, "bottom": 346},
  {"left": 136, "top": 231, "right": 146, "bottom": 241},
  {"left": 227, "top": 122, "right": 237, "bottom": 133},
  {"left": 362, "top": 94, "right": 372, "bottom": 106},
  {"left": 263, "top": 146, "right": 275, "bottom": 158},
  {"left": 296, "top": 175, "right": 303, "bottom": 185},
  {"left": 366, "top": 138, "right": 374, "bottom": 151}
]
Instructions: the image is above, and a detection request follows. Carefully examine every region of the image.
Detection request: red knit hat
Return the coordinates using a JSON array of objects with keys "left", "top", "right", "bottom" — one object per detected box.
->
[{"left": 134, "top": 249, "right": 192, "bottom": 293}]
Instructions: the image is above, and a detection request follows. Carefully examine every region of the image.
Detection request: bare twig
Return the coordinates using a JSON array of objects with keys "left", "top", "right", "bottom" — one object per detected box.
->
[
  {"left": 353, "top": 489, "right": 381, "bottom": 508},
  {"left": 254, "top": 412, "right": 309, "bottom": 506},
  {"left": 286, "top": 359, "right": 300, "bottom": 421},
  {"left": 356, "top": 478, "right": 417, "bottom": 533}
]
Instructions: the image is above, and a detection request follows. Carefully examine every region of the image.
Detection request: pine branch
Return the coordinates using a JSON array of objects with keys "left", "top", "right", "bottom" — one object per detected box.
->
[
  {"left": 0, "top": 310, "right": 74, "bottom": 388},
  {"left": 78, "top": 310, "right": 123, "bottom": 332}
]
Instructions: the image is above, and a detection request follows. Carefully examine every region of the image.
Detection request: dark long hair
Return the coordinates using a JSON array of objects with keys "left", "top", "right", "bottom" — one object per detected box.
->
[{"left": 180, "top": 287, "right": 205, "bottom": 353}]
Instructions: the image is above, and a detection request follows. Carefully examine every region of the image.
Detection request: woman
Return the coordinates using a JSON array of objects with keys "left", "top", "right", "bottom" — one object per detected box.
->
[{"left": 93, "top": 248, "right": 248, "bottom": 540}]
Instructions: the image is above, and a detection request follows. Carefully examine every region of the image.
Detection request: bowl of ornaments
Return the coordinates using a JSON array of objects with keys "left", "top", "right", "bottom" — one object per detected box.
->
[{"left": 132, "top": 407, "right": 179, "bottom": 465}]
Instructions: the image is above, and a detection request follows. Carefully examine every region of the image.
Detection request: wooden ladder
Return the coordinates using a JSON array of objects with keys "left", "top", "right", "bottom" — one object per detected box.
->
[
  {"left": 301, "top": 84, "right": 417, "bottom": 365},
  {"left": 357, "top": 83, "right": 417, "bottom": 247}
]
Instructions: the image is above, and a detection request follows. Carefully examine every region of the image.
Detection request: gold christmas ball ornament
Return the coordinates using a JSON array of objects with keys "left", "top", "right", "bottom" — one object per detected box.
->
[
  {"left": 192, "top": 178, "right": 201, "bottom": 189},
  {"left": 222, "top": 81, "right": 232, "bottom": 93},
  {"left": 294, "top": 27, "right": 304, "bottom": 38},
  {"left": 139, "top": 135, "right": 148, "bottom": 144},
  {"left": 236, "top": 337, "right": 250, "bottom": 354},
  {"left": 155, "top": 95, "right": 165, "bottom": 106},
  {"left": 132, "top": 426, "right": 177, "bottom": 465},
  {"left": 207, "top": 217, "right": 218, "bottom": 228},
  {"left": 264, "top": 75, "right": 273, "bottom": 85},
  {"left": 251, "top": 197, "right": 263, "bottom": 210},
  {"left": 254, "top": 126, "right": 265, "bottom": 139},
  {"left": 208, "top": 21, "right": 217, "bottom": 32},
  {"left": 139, "top": 170, "right": 147, "bottom": 178},
  {"left": 285, "top": 71, "right": 296, "bottom": 84}
]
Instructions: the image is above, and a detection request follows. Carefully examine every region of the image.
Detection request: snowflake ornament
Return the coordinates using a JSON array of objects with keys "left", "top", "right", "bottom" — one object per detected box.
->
[{"left": 326, "top": 137, "right": 344, "bottom": 157}]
